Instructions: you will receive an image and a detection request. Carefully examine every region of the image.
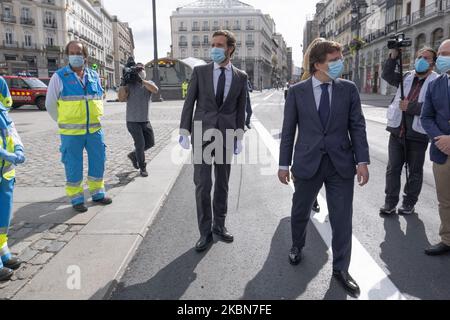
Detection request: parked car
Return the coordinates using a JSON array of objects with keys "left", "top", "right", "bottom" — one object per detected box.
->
[
  {"left": 38, "top": 77, "right": 51, "bottom": 86},
  {"left": 3, "top": 76, "right": 47, "bottom": 110}
]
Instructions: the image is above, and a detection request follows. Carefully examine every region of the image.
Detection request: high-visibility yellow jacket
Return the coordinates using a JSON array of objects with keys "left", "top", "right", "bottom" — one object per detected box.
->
[{"left": 56, "top": 66, "right": 104, "bottom": 136}]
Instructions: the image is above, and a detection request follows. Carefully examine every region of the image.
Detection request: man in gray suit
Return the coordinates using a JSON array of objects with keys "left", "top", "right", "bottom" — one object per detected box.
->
[
  {"left": 278, "top": 40, "right": 370, "bottom": 297},
  {"left": 179, "top": 30, "right": 248, "bottom": 252}
]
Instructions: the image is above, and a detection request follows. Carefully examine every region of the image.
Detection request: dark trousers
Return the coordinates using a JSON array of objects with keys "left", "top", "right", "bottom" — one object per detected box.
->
[
  {"left": 291, "top": 155, "right": 354, "bottom": 271},
  {"left": 126, "top": 122, "right": 155, "bottom": 168},
  {"left": 385, "top": 134, "right": 428, "bottom": 207},
  {"left": 193, "top": 143, "right": 233, "bottom": 237}
]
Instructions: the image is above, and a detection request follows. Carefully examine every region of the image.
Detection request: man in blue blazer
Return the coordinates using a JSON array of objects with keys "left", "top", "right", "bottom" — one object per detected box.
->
[
  {"left": 278, "top": 40, "right": 370, "bottom": 297},
  {"left": 421, "top": 39, "right": 450, "bottom": 256}
]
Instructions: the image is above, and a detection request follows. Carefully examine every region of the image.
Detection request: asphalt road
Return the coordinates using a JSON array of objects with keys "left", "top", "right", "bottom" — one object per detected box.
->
[{"left": 110, "top": 90, "right": 450, "bottom": 300}]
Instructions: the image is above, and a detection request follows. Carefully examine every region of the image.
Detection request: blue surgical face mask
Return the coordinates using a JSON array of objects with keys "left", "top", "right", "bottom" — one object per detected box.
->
[
  {"left": 436, "top": 56, "right": 450, "bottom": 74},
  {"left": 326, "top": 59, "right": 344, "bottom": 80},
  {"left": 69, "top": 55, "right": 85, "bottom": 68},
  {"left": 415, "top": 58, "right": 430, "bottom": 74},
  {"left": 210, "top": 47, "right": 227, "bottom": 64}
]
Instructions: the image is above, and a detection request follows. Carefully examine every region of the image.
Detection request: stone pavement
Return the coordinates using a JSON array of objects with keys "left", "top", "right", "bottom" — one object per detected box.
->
[{"left": 0, "top": 100, "right": 184, "bottom": 299}]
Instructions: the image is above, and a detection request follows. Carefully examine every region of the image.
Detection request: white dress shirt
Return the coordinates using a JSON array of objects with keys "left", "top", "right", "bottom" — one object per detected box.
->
[
  {"left": 312, "top": 75, "right": 333, "bottom": 110},
  {"left": 213, "top": 61, "right": 233, "bottom": 101}
]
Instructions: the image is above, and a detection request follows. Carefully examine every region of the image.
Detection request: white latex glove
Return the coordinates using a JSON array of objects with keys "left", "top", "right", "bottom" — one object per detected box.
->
[
  {"left": 179, "top": 135, "right": 190, "bottom": 150},
  {"left": 234, "top": 139, "right": 243, "bottom": 155}
]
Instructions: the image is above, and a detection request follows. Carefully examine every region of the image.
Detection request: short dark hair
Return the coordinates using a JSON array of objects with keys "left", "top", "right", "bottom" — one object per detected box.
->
[
  {"left": 418, "top": 47, "right": 438, "bottom": 62},
  {"left": 309, "top": 40, "right": 342, "bottom": 74},
  {"left": 212, "top": 30, "right": 236, "bottom": 55},
  {"left": 65, "top": 40, "right": 89, "bottom": 57}
]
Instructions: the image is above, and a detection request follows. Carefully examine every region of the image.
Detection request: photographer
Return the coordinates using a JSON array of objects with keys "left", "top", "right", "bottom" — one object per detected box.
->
[
  {"left": 119, "top": 62, "right": 159, "bottom": 177},
  {"left": 380, "top": 47, "right": 438, "bottom": 215}
]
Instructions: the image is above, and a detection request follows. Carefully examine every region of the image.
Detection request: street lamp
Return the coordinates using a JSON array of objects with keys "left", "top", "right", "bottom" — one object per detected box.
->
[
  {"left": 152, "top": 0, "right": 162, "bottom": 102},
  {"left": 351, "top": 0, "right": 368, "bottom": 92}
]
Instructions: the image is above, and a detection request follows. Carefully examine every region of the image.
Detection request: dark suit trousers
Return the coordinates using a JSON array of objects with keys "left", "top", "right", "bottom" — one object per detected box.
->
[
  {"left": 385, "top": 134, "right": 428, "bottom": 207},
  {"left": 193, "top": 142, "right": 233, "bottom": 236},
  {"left": 291, "top": 155, "right": 354, "bottom": 271}
]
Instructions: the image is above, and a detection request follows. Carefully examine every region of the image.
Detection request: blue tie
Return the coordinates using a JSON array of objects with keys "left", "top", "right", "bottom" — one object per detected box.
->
[
  {"left": 318, "top": 83, "right": 330, "bottom": 128},
  {"left": 216, "top": 67, "right": 226, "bottom": 107}
]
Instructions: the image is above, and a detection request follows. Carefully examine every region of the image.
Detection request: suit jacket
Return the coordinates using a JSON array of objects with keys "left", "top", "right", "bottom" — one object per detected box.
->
[
  {"left": 279, "top": 77, "right": 370, "bottom": 180},
  {"left": 180, "top": 62, "right": 248, "bottom": 149},
  {"left": 421, "top": 74, "right": 450, "bottom": 164}
]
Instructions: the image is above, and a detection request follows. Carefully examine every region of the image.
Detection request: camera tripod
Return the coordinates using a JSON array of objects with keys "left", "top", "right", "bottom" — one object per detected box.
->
[{"left": 395, "top": 49, "right": 410, "bottom": 191}]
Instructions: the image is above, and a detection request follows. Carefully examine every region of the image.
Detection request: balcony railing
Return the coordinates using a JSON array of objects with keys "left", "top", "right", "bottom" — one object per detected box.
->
[
  {"left": 179, "top": 41, "right": 188, "bottom": 47},
  {"left": 233, "top": 26, "right": 241, "bottom": 30},
  {"left": 202, "top": 26, "right": 210, "bottom": 31},
  {"left": 178, "top": 27, "right": 187, "bottom": 31},
  {"left": 22, "top": 42, "right": 38, "bottom": 50},
  {"left": 246, "top": 25, "right": 255, "bottom": 30},
  {"left": 202, "top": 42, "right": 210, "bottom": 47},
  {"left": 45, "top": 45, "right": 61, "bottom": 51},
  {"left": 192, "top": 41, "right": 201, "bottom": 47},
  {"left": 43, "top": 0, "right": 56, "bottom": 5},
  {"left": 212, "top": 26, "right": 220, "bottom": 31},
  {"left": 192, "top": 27, "right": 200, "bottom": 31},
  {"left": 20, "top": 17, "right": 35, "bottom": 25},
  {"left": 0, "top": 15, "right": 16, "bottom": 23},
  {"left": 245, "top": 40, "right": 255, "bottom": 46},
  {"left": 44, "top": 21, "right": 57, "bottom": 28},
  {"left": 2, "top": 41, "right": 19, "bottom": 48}
]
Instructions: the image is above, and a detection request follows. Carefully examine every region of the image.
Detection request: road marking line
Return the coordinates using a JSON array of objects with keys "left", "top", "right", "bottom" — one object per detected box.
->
[
  {"left": 263, "top": 91, "right": 277, "bottom": 101},
  {"left": 252, "top": 115, "right": 406, "bottom": 300}
]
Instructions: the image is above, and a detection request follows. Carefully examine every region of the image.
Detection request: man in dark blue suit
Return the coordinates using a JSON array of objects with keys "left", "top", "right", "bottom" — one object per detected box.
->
[
  {"left": 421, "top": 39, "right": 450, "bottom": 256},
  {"left": 278, "top": 40, "right": 370, "bottom": 297}
]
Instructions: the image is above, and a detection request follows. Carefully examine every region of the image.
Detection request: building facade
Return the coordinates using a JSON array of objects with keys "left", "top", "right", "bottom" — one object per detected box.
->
[
  {"left": 112, "top": 15, "right": 134, "bottom": 87},
  {"left": 308, "top": 0, "right": 450, "bottom": 94},
  {"left": 66, "top": 0, "right": 104, "bottom": 76},
  {"left": 1, "top": 0, "right": 134, "bottom": 85},
  {"left": 0, "top": 0, "right": 66, "bottom": 77},
  {"left": 170, "top": 0, "right": 289, "bottom": 90}
]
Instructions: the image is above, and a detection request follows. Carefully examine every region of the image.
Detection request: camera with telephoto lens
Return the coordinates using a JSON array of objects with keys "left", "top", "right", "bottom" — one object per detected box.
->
[
  {"left": 387, "top": 33, "right": 412, "bottom": 49},
  {"left": 121, "top": 56, "right": 144, "bottom": 86}
]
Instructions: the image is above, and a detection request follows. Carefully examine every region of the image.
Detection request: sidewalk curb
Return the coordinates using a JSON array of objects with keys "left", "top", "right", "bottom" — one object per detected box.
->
[{"left": 13, "top": 130, "right": 190, "bottom": 300}]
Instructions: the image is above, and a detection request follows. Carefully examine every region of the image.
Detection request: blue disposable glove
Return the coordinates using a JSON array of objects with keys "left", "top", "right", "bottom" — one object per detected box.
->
[
  {"left": 0, "top": 148, "right": 18, "bottom": 163},
  {"left": 14, "top": 150, "right": 25, "bottom": 165},
  {"left": 179, "top": 135, "right": 190, "bottom": 150},
  {"left": 234, "top": 139, "right": 243, "bottom": 155}
]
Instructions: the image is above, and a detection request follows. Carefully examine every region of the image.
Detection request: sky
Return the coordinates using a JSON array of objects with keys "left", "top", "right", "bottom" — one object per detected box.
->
[{"left": 103, "top": 0, "right": 320, "bottom": 67}]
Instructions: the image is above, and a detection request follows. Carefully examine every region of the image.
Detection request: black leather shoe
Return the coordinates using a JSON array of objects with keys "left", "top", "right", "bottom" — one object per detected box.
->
[
  {"left": 333, "top": 270, "right": 360, "bottom": 298},
  {"left": 140, "top": 163, "right": 149, "bottom": 177},
  {"left": 128, "top": 152, "right": 139, "bottom": 170},
  {"left": 3, "top": 256, "right": 22, "bottom": 270},
  {"left": 73, "top": 203, "right": 88, "bottom": 213},
  {"left": 425, "top": 242, "right": 450, "bottom": 256},
  {"left": 212, "top": 226, "right": 234, "bottom": 243},
  {"left": 0, "top": 267, "right": 14, "bottom": 282},
  {"left": 380, "top": 203, "right": 396, "bottom": 215},
  {"left": 246, "top": 123, "right": 252, "bottom": 130},
  {"left": 289, "top": 247, "right": 302, "bottom": 265},
  {"left": 312, "top": 200, "right": 320, "bottom": 213},
  {"left": 398, "top": 204, "right": 415, "bottom": 215},
  {"left": 195, "top": 234, "right": 213, "bottom": 252},
  {"left": 93, "top": 197, "right": 113, "bottom": 205}
]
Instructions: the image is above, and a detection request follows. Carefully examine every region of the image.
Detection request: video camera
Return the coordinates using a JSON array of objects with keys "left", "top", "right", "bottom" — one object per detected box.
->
[
  {"left": 121, "top": 56, "right": 144, "bottom": 86},
  {"left": 387, "top": 33, "right": 412, "bottom": 50}
]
